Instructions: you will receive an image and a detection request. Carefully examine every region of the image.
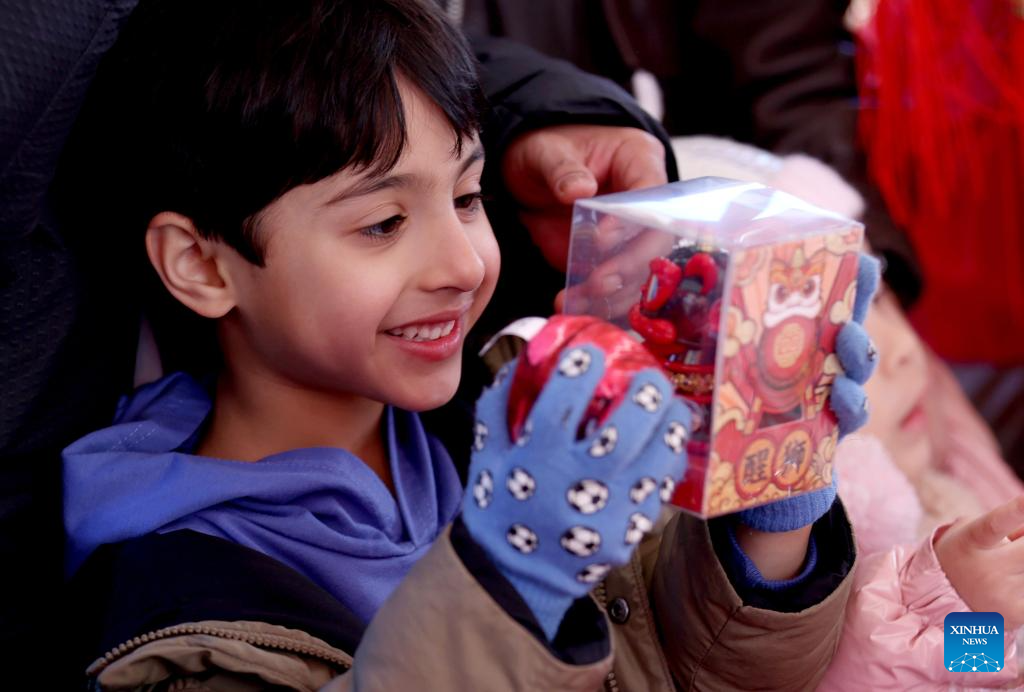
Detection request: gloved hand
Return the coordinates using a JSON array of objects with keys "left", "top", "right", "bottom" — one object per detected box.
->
[
  {"left": 738, "top": 252, "right": 880, "bottom": 532},
  {"left": 462, "top": 344, "right": 692, "bottom": 640}
]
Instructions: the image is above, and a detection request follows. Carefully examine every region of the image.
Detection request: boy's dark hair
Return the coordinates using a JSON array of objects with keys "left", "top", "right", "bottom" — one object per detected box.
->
[{"left": 65, "top": 0, "right": 484, "bottom": 266}]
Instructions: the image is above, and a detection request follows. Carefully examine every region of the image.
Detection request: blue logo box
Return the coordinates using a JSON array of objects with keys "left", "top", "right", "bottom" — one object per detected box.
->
[{"left": 944, "top": 612, "right": 1004, "bottom": 673}]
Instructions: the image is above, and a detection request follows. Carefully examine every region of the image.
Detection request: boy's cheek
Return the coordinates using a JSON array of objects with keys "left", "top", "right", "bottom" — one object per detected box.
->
[
  {"left": 474, "top": 226, "right": 501, "bottom": 313},
  {"left": 478, "top": 217, "right": 500, "bottom": 272}
]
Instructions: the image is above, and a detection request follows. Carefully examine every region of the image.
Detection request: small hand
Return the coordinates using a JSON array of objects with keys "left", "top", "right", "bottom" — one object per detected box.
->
[
  {"left": 462, "top": 341, "right": 690, "bottom": 639},
  {"left": 934, "top": 495, "right": 1024, "bottom": 629},
  {"left": 830, "top": 252, "right": 882, "bottom": 437},
  {"left": 501, "top": 124, "right": 667, "bottom": 272}
]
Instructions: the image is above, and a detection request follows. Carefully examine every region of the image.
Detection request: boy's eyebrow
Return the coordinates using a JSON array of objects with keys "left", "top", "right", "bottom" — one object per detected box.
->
[
  {"left": 323, "top": 145, "right": 485, "bottom": 208},
  {"left": 458, "top": 145, "right": 486, "bottom": 175}
]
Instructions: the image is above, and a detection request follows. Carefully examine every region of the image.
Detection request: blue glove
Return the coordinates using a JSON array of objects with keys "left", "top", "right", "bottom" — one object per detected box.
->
[
  {"left": 738, "top": 253, "right": 880, "bottom": 532},
  {"left": 462, "top": 344, "right": 692, "bottom": 640}
]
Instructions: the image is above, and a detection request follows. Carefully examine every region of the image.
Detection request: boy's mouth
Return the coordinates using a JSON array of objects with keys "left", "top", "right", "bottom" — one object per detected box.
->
[
  {"left": 383, "top": 312, "right": 465, "bottom": 363},
  {"left": 385, "top": 320, "right": 457, "bottom": 342}
]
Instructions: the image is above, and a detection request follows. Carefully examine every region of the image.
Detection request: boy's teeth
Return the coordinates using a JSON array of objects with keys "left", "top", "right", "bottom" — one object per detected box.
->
[{"left": 387, "top": 320, "right": 456, "bottom": 341}]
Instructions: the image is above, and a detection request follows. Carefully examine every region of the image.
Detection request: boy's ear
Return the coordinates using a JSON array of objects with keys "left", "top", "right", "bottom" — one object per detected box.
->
[{"left": 145, "top": 212, "right": 237, "bottom": 319}]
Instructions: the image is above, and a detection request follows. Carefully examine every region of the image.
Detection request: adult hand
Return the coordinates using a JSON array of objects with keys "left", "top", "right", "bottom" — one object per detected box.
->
[
  {"left": 501, "top": 124, "right": 668, "bottom": 272},
  {"left": 935, "top": 495, "right": 1024, "bottom": 629}
]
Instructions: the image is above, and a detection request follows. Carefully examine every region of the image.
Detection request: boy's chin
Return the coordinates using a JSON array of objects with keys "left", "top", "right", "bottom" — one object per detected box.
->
[{"left": 390, "top": 373, "right": 461, "bottom": 412}]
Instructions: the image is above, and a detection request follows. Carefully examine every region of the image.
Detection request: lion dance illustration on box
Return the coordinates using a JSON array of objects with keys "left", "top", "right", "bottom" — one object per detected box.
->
[{"left": 629, "top": 233, "right": 860, "bottom": 514}]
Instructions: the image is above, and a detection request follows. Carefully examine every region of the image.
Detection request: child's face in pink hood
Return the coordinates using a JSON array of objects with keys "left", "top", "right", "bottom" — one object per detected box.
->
[{"left": 861, "top": 287, "right": 937, "bottom": 480}]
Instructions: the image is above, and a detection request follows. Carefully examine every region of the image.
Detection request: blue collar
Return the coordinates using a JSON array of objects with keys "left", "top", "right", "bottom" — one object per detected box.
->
[{"left": 63, "top": 372, "right": 464, "bottom": 623}]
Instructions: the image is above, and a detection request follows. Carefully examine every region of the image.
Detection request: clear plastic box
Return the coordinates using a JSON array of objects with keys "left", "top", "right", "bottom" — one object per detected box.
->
[{"left": 564, "top": 178, "right": 864, "bottom": 517}]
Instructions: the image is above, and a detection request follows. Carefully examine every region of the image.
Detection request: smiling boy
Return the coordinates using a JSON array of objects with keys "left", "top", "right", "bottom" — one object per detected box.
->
[
  {"left": 64, "top": 0, "right": 501, "bottom": 624},
  {"left": 59, "top": 0, "right": 870, "bottom": 689},
  {"left": 148, "top": 88, "right": 497, "bottom": 487}
]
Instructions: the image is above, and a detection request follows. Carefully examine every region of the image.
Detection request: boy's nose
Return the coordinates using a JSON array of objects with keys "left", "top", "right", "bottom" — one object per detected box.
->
[{"left": 421, "top": 213, "right": 486, "bottom": 293}]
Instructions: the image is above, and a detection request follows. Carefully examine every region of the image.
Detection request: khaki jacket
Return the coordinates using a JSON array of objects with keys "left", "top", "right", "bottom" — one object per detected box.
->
[{"left": 88, "top": 505, "right": 854, "bottom": 691}]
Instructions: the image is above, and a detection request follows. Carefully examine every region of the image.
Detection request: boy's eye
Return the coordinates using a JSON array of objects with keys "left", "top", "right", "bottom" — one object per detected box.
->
[
  {"left": 454, "top": 191, "right": 485, "bottom": 213},
  {"left": 360, "top": 214, "right": 407, "bottom": 241}
]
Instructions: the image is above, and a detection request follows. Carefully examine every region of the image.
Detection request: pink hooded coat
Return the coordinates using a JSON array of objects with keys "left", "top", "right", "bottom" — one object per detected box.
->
[{"left": 819, "top": 356, "right": 1024, "bottom": 690}]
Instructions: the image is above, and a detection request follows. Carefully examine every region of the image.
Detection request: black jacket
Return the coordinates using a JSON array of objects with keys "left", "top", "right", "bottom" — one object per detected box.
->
[{"left": 461, "top": 0, "right": 923, "bottom": 306}]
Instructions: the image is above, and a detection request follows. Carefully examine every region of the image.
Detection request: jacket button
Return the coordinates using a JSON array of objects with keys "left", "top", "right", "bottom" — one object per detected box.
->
[{"left": 608, "top": 597, "right": 630, "bottom": 624}]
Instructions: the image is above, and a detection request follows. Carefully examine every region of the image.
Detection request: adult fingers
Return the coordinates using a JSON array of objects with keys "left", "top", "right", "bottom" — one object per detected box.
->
[
  {"left": 554, "top": 288, "right": 568, "bottom": 314},
  {"left": 508, "top": 131, "right": 599, "bottom": 207},
  {"left": 561, "top": 227, "right": 674, "bottom": 318},
  {"left": 607, "top": 130, "right": 668, "bottom": 193},
  {"left": 518, "top": 209, "right": 574, "bottom": 272}
]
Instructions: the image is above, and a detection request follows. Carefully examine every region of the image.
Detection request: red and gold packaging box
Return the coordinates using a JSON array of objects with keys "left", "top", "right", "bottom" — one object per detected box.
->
[{"left": 562, "top": 178, "right": 863, "bottom": 517}]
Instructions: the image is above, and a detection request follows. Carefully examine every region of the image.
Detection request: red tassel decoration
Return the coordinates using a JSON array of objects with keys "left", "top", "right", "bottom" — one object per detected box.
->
[{"left": 856, "top": 0, "right": 1024, "bottom": 363}]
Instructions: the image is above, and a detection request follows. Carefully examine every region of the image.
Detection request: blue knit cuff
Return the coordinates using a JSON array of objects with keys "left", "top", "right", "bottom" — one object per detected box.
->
[
  {"left": 503, "top": 573, "right": 575, "bottom": 641},
  {"left": 723, "top": 524, "right": 819, "bottom": 591},
  {"left": 736, "top": 481, "right": 837, "bottom": 533}
]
